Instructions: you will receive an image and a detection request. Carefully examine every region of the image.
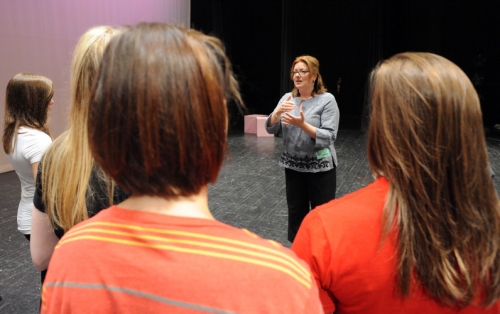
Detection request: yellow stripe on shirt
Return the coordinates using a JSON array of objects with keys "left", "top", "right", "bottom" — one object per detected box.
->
[
  {"left": 56, "top": 234, "right": 312, "bottom": 289},
  {"left": 60, "top": 227, "right": 310, "bottom": 281},
  {"left": 68, "top": 221, "right": 310, "bottom": 277}
]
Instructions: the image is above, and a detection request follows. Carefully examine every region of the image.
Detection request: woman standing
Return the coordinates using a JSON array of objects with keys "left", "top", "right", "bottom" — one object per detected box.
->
[
  {"left": 30, "top": 26, "right": 127, "bottom": 277},
  {"left": 3, "top": 73, "right": 53, "bottom": 240},
  {"left": 266, "top": 55, "right": 339, "bottom": 242},
  {"left": 292, "top": 53, "right": 500, "bottom": 313}
]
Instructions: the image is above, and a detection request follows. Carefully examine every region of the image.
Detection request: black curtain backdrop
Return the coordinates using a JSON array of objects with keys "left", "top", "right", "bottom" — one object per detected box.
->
[{"left": 191, "top": 0, "right": 500, "bottom": 132}]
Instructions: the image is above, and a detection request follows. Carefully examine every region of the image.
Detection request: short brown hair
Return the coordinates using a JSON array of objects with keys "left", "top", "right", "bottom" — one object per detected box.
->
[
  {"left": 290, "top": 55, "right": 327, "bottom": 97},
  {"left": 89, "top": 23, "right": 242, "bottom": 197},
  {"left": 368, "top": 52, "right": 500, "bottom": 306}
]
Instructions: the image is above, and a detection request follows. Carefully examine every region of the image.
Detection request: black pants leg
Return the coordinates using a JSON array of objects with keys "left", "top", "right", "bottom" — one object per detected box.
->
[
  {"left": 285, "top": 167, "right": 337, "bottom": 243},
  {"left": 307, "top": 167, "right": 336, "bottom": 209},
  {"left": 285, "top": 169, "right": 310, "bottom": 242}
]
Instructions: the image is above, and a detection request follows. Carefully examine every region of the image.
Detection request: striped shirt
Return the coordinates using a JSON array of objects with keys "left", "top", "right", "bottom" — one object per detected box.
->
[{"left": 41, "top": 206, "right": 323, "bottom": 313}]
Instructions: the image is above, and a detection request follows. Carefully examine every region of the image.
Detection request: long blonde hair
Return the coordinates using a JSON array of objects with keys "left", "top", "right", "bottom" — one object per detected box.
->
[
  {"left": 368, "top": 52, "right": 500, "bottom": 307},
  {"left": 41, "top": 26, "right": 118, "bottom": 231}
]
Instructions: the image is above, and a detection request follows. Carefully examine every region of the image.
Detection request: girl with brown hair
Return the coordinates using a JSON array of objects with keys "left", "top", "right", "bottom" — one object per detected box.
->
[
  {"left": 292, "top": 52, "right": 500, "bottom": 313},
  {"left": 3, "top": 73, "right": 53, "bottom": 240},
  {"left": 40, "top": 23, "right": 322, "bottom": 313}
]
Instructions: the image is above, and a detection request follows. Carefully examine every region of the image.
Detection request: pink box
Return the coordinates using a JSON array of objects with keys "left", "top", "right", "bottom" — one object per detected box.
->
[
  {"left": 244, "top": 114, "right": 274, "bottom": 137},
  {"left": 244, "top": 114, "right": 266, "bottom": 134}
]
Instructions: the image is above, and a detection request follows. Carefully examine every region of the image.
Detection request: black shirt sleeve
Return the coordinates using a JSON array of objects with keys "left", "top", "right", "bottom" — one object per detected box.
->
[
  {"left": 33, "top": 162, "right": 45, "bottom": 213},
  {"left": 33, "top": 164, "right": 129, "bottom": 239}
]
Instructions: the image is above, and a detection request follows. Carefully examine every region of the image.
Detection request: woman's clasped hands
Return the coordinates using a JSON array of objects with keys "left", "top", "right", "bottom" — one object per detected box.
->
[
  {"left": 280, "top": 96, "right": 305, "bottom": 127},
  {"left": 270, "top": 95, "right": 306, "bottom": 128}
]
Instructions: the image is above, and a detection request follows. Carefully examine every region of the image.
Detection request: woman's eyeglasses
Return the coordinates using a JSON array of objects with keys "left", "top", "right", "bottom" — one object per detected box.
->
[{"left": 291, "top": 70, "right": 310, "bottom": 77}]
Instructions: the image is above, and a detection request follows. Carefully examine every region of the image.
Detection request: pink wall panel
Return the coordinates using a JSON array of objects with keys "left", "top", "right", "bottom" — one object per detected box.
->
[{"left": 0, "top": 0, "right": 190, "bottom": 172}]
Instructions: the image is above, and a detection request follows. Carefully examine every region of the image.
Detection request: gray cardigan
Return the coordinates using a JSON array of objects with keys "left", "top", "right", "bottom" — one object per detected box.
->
[{"left": 265, "top": 92, "right": 340, "bottom": 173}]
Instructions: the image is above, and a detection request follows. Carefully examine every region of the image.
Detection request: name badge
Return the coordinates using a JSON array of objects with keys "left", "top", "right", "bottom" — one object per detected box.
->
[{"left": 316, "top": 148, "right": 330, "bottom": 159}]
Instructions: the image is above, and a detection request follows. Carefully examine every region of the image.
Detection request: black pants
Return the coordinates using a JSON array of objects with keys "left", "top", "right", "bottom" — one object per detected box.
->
[{"left": 285, "top": 167, "right": 336, "bottom": 242}]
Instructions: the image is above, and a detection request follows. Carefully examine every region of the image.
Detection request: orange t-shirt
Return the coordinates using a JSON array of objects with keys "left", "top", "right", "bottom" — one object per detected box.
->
[
  {"left": 42, "top": 206, "right": 323, "bottom": 313},
  {"left": 292, "top": 177, "right": 500, "bottom": 314}
]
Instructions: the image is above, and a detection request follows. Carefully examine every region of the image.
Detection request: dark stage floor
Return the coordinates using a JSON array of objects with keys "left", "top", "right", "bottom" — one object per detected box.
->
[{"left": 1, "top": 130, "right": 499, "bottom": 313}]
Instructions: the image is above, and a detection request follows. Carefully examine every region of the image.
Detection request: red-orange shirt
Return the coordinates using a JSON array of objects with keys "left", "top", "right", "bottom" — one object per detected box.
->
[
  {"left": 292, "top": 177, "right": 500, "bottom": 314},
  {"left": 42, "top": 206, "right": 323, "bottom": 313}
]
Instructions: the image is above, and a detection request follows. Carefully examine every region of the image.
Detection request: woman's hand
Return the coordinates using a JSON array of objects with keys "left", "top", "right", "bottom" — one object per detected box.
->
[
  {"left": 274, "top": 95, "right": 295, "bottom": 118},
  {"left": 282, "top": 102, "right": 317, "bottom": 139},
  {"left": 268, "top": 95, "right": 296, "bottom": 127},
  {"left": 282, "top": 110, "right": 305, "bottom": 127}
]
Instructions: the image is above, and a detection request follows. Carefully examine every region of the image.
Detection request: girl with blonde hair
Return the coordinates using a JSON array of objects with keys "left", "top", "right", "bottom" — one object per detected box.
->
[{"left": 30, "top": 26, "right": 127, "bottom": 278}]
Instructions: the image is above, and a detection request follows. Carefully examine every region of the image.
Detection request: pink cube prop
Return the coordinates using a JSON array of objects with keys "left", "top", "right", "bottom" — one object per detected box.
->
[
  {"left": 244, "top": 114, "right": 266, "bottom": 133},
  {"left": 244, "top": 114, "right": 274, "bottom": 137}
]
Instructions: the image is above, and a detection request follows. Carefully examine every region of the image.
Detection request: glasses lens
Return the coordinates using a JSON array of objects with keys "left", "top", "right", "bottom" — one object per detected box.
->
[{"left": 292, "top": 70, "right": 308, "bottom": 76}]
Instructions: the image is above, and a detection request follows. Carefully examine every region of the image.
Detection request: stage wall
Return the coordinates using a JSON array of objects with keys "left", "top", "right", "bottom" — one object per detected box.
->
[{"left": 0, "top": 0, "right": 190, "bottom": 173}]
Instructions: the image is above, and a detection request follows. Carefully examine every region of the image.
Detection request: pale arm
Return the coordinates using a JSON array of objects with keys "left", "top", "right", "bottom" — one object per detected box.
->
[
  {"left": 30, "top": 207, "right": 59, "bottom": 271},
  {"left": 267, "top": 111, "right": 281, "bottom": 127},
  {"left": 31, "top": 161, "right": 39, "bottom": 181}
]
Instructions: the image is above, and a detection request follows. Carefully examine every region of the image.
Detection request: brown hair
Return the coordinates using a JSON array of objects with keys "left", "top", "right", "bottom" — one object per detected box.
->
[
  {"left": 3, "top": 73, "right": 53, "bottom": 153},
  {"left": 290, "top": 55, "right": 327, "bottom": 97},
  {"left": 89, "top": 23, "right": 243, "bottom": 197},
  {"left": 368, "top": 52, "right": 500, "bottom": 307}
]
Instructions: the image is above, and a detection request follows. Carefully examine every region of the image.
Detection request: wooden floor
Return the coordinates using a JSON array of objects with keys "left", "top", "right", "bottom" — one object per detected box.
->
[{"left": 1, "top": 130, "right": 499, "bottom": 313}]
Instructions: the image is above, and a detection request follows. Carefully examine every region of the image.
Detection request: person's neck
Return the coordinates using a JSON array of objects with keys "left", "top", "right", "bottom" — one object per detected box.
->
[
  {"left": 298, "top": 88, "right": 313, "bottom": 100},
  {"left": 118, "top": 186, "right": 214, "bottom": 220}
]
